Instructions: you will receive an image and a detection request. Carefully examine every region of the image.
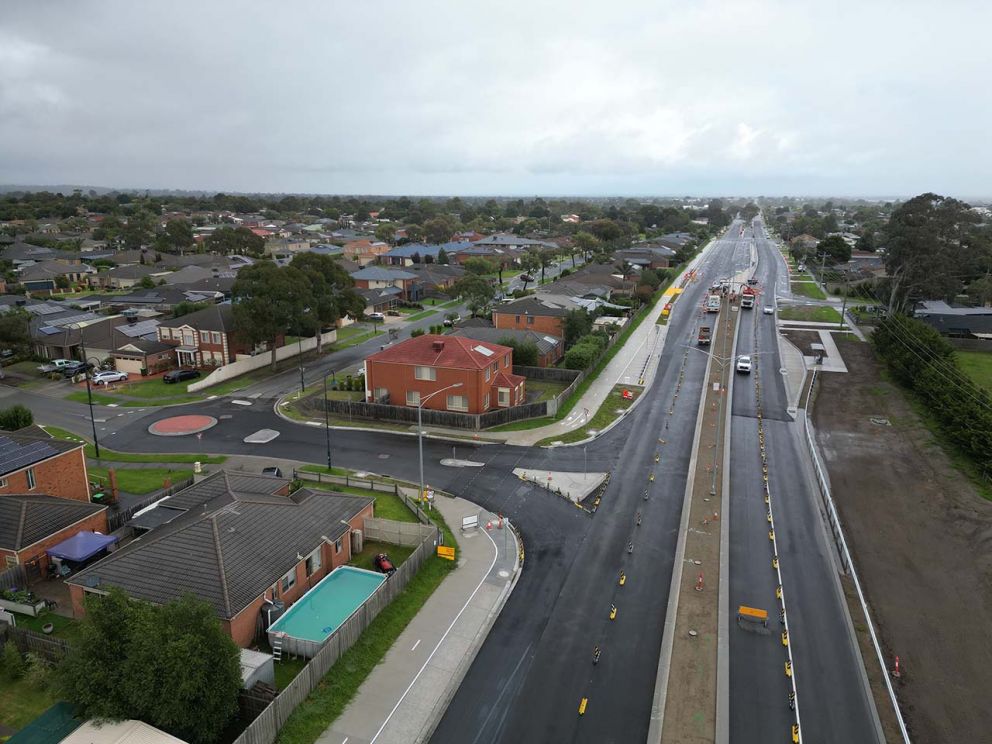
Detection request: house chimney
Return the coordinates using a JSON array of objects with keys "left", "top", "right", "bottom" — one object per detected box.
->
[{"left": 432, "top": 340, "right": 445, "bottom": 352}]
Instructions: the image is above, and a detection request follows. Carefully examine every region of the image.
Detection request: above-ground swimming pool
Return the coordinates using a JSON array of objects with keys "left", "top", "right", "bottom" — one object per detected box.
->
[{"left": 268, "top": 566, "right": 386, "bottom": 651}]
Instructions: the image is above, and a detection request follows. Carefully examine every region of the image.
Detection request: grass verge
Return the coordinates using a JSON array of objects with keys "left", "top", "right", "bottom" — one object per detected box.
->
[
  {"left": 777, "top": 305, "right": 844, "bottom": 323},
  {"left": 404, "top": 310, "right": 435, "bottom": 322},
  {"left": 955, "top": 350, "right": 992, "bottom": 392},
  {"left": 40, "top": 426, "right": 226, "bottom": 464},
  {"left": 790, "top": 280, "right": 828, "bottom": 300},
  {"left": 536, "top": 385, "right": 641, "bottom": 445},
  {"left": 300, "top": 473, "right": 421, "bottom": 524}
]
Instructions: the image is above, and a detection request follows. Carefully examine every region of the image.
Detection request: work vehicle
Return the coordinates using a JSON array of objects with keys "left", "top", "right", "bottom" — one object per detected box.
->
[
  {"left": 740, "top": 287, "right": 755, "bottom": 309},
  {"left": 697, "top": 326, "right": 712, "bottom": 345},
  {"left": 736, "top": 355, "right": 752, "bottom": 374},
  {"left": 92, "top": 370, "right": 129, "bottom": 385},
  {"left": 163, "top": 368, "right": 201, "bottom": 384},
  {"left": 706, "top": 294, "right": 721, "bottom": 312},
  {"left": 38, "top": 358, "right": 73, "bottom": 373},
  {"left": 61, "top": 361, "right": 93, "bottom": 378},
  {"left": 374, "top": 553, "right": 396, "bottom": 576}
]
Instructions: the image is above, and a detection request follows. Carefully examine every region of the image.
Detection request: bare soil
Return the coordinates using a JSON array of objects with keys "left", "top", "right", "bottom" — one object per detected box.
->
[{"left": 813, "top": 339, "right": 992, "bottom": 743}]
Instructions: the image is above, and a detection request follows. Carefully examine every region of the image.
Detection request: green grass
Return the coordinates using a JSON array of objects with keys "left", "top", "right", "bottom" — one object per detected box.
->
[
  {"left": 328, "top": 328, "right": 384, "bottom": 351},
  {"left": 348, "top": 541, "right": 416, "bottom": 572},
  {"left": 955, "top": 351, "right": 992, "bottom": 391},
  {"left": 88, "top": 466, "right": 194, "bottom": 494},
  {"left": 525, "top": 378, "right": 568, "bottom": 402},
  {"left": 298, "top": 472, "right": 421, "bottom": 523},
  {"left": 790, "top": 280, "right": 828, "bottom": 300},
  {"left": 404, "top": 310, "right": 435, "bottom": 322},
  {"left": 41, "top": 425, "right": 227, "bottom": 463},
  {"left": 777, "top": 306, "right": 844, "bottom": 323},
  {"left": 536, "top": 385, "right": 641, "bottom": 445},
  {"left": 0, "top": 675, "right": 57, "bottom": 730},
  {"left": 15, "top": 610, "right": 84, "bottom": 645}
]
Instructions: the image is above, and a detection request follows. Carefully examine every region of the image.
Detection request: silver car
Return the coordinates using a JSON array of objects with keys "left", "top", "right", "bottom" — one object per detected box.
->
[{"left": 91, "top": 370, "right": 129, "bottom": 385}]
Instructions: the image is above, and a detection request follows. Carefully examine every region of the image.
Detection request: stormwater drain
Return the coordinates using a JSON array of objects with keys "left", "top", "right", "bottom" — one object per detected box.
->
[
  {"left": 498, "top": 570, "right": 510, "bottom": 578},
  {"left": 870, "top": 417, "right": 891, "bottom": 426}
]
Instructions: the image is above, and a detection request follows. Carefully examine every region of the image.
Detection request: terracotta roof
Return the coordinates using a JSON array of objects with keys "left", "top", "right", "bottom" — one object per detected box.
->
[
  {"left": 493, "top": 370, "right": 526, "bottom": 388},
  {"left": 367, "top": 334, "right": 511, "bottom": 371}
]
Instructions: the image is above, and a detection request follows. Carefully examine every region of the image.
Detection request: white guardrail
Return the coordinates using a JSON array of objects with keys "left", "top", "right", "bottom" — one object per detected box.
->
[{"left": 802, "top": 370, "right": 911, "bottom": 743}]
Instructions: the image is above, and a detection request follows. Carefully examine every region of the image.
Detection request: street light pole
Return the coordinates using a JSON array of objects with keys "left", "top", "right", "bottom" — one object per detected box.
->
[
  {"left": 72, "top": 323, "right": 101, "bottom": 458},
  {"left": 417, "top": 382, "right": 464, "bottom": 509},
  {"left": 322, "top": 374, "right": 332, "bottom": 471}
]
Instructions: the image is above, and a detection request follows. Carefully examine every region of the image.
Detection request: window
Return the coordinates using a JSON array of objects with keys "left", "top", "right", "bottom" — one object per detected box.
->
[
  {"left": 211, "top": 331, "right": 223, "bottom": 344},
  {"left": 498, "top": 388, "right": 510, "bottom": 407},
  {"left": 527, "top": 316, "right": 534, "bottom": 325},
  {"left": 334, "top": 538, "right": 343, "bottom": 554},
  {"left": 515, "top": 315, "right": 521, "bottom": 323},
  {"left": 492, "top": 362, "right": 498, "bottom": 375},
  {"left": 305, "top": 548, "right": 322, "bottom": 577},
  {"left": 160, "top": 328, "right": 172, "bottom": 340},
  {"left": 447, "top": 394, "right": 468, "bottom": 412},
  {"left": 414, "top": 366, "right": 436, "bottom": 381},
  {"left": 26, "top": 468, "right": 36, "bottom": 490},
  {"left": 4, "top": 555, "right": 16, "bottom": 568},
  {"left": 504, "top": 354, "right": 510, "bottom": 367},
  {"left": 0, "top": 477, "right": 7, "bottom": 489},
  {"left": 406, "top": 390, "right": 421, "bottom": 406},
  {"left": 182, "top": 332, "right": 195, "bottom": 346},
  {"left": 485, "top": 367, "right": 491, "bottom": 382},
  {"left": 280, "top": 568, "right": 296, "bottom": 594},
  {"left": 483, "top": 393, "right": 490, "bottom": 409}
]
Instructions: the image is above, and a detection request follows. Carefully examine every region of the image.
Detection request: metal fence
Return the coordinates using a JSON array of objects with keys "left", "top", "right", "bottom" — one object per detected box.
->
[
  {"left": 0, "top": 563, "right": 28, "bottom": 592},
  {"left": 802, "top": 371, "right": 910, "bottom": 742},
  {"left": 236, "top": 526, "right": 438, "bottom": 744}
]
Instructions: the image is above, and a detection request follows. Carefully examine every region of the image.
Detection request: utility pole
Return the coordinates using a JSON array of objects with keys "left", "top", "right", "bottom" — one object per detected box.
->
[
  {"left": 74, "top": 324, "right": 101, "bottom": 458},
  {"left": 322, "top": 374, "right": 332, "bottom": 471}
]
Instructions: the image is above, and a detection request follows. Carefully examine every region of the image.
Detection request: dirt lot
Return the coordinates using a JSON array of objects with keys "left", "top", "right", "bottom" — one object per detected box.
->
[{"left": 813, "top": 340, "right": 992, "bottom": 743}]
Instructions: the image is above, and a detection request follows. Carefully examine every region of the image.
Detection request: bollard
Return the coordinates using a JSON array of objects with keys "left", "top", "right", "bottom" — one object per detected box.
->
[
  {"left": 776, "top": 585, "right": 783, "bottom": 599},
  {"left": 781, "top": 630, "right": 789, "bottom": 647},
  {"left": 579, "top": 697, "right": 588, "bottom": 715},
  {"left": 785, "top": 660, "right": 792, "bottom": 677},
  {"left": 609, "top": 604, "right": 618, "bottom": 621},
  {"left": 788, "top": 690, "right": 795, "bottom": 710},
  {"left": 772, "top": 555, "right": 779, "bottom": 569},
  {"left": 768, "top": 529, "right": 775, "bottom": 541}
]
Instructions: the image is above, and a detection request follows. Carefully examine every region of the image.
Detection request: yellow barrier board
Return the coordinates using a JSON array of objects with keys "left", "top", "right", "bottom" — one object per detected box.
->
[
  {"left": 738, "top": 605, "right": 768, "bottom": 621},
  {"left": 437, "top": 546, "right": 455, "bottom": 560}
]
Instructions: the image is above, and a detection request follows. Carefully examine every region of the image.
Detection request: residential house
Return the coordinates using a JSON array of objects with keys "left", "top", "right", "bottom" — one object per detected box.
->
[
  {"left": 790, "top": 234, "right": 819, "bottom": 253},
  {"left": 364, "top": 334, "right": 526, "bottom": 413},
  {"left": 350, "top": 266, "right": 422, "bottom": 302},
  {"left": 96, "top": 264, "right": 171, "bottom": 290},
  {"left": 617, "top": 243, "right": 677, "bottom": 270},
  {"left": 450, "top": 326, "right": 563, "bottom": 367},
  {"left": 0, "top": 429, "right": 91, "bottom": 503},
  {"left": 381, "top": 243, "right": 446, "bottom": 266},
  {"left": 914, "top": 300, "right": 992, "bottom": 339},
  {"left": 156, "top": 303, "right": 263, "bottom": 368},
  {"left": 342, "top": 239, "right": 391, "bottom": 265},
  {"left": 493, "top": 295, "right": 581, "bottom": 337},
  {"left": 18, "top": 260, "right": 97, "bottom": 295},
  {"left": 264, "top": 238, "right": 311, "bottom": 258},
  {"left": 112, "top": 338, "right": 175, "bottom": 376},
  {"left": 1, "top": 240, "right": 58, "bottom": 267},
  {"left": 356, "top": 287, "right": 402, "bottom": 315},
  {"left": 406, "top": 264, "right": 465, "bottom": 296},
  {"left": 0, "top": 494, "right": 108, "bottom": 574},
  {"left": 67, "top": 471, "right": 374, "bottom": 647},
  {"left": 32, "top": 312, "right": 158, "bottom": 363}
]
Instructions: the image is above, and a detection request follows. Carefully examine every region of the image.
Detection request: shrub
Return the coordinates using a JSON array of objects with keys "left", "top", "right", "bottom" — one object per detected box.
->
[
  {"left": 3, "top": 643, "right": 26, "bottom": 681},
  {"left": 410, "top": 328, "right": 426, "bottom": 338},
  {"left": 0, "top": 403, "right": 33, "bottom": 431},
  {"left": 24, "top": 652, "right": 52, "bottom": 690}
]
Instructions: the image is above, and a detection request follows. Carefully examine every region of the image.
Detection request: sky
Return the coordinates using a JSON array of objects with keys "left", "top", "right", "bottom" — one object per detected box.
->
[{"left": 0, "top": 0, "right": 989, "bottom": 198}]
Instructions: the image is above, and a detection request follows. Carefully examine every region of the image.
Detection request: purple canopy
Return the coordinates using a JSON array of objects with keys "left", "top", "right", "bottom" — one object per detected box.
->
[{"left": 46, "top": 530, "right": 118, "bottom": 562}]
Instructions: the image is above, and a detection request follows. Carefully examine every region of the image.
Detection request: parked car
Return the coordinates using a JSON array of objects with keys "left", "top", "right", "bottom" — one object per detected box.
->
[
  {"left": 261, "top": 466, "right": 283, "bottom": 478},
  {"left": 61, "top": 361, "right": 93, "bottom": 378},
  {"left": 386, "top": 309, "right": 401, "bottom": 316},
  {"left": 373, "top": 553, "right": 396, "bottom": 576},
  {"left": 38, "top": 358, "right": 73, "bottom": 373},
  {"left": 735, "top": 355, "right": 753, "bottom": 374},
  {"left": 163, "top": 368, "right": 201, "bottom": 384},
  {"left": 443, "top": 313, "right": 460, "bottom": 327},
  {"left": 92, "top": 370, "right": 129, "bottom": 385},
  {"left": 520, "top": 274, "right": 534, "bottom": 283},
  {"left": 368, "top": 312, "right": 386, "bottom": 322}
]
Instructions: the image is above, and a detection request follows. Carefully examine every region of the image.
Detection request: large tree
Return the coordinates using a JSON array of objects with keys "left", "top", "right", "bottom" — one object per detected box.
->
[
  {"left": 232, "top": 262, "right": 314, "bottom": 369},
  {"left": 59, "top": 589, "right": 241, "bottom": 744},
  {"left": 160, "top": 218, "right": 195, "bottom": 255},
  {"left": 451, "top": 274, "right": 495, "bottom": 317},
  {"left": 289, "top": 253, "right": 365, "bottom": 351},
  {"left": 0, "top": 308, "right": 32, "bottom": 357},
  {"left": 205, "top": 226, "right": 266, "bottom": 256},
  {"left": 815, "top": 235, "right": 852, "bottom": 266}
]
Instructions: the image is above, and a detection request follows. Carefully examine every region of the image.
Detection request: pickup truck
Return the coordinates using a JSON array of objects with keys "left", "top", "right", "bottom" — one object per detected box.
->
[
  {"left": 697, "top": 326, "right": 712, "bottom": 345},
  {"left": 705, "top": 294, "right": 721, "bottom": 313},
  {"left": 38, "top": 358, "right": 73, "bottom": 373}
]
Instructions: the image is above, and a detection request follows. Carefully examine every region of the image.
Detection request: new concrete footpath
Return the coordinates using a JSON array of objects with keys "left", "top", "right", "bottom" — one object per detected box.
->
[{"left": 317, "top": 494, "right": 519, "bottom": 744}]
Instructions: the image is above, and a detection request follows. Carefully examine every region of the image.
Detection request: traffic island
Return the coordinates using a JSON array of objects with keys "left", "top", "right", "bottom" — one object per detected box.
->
[{"left": 653, "top": 295, "right": 738, "bottom": 744}]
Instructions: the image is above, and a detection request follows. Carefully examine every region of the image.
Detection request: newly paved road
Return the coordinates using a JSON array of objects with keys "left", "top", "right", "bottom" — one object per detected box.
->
[{"left": 727, "top": 218, "right": 881, "bottom": 743}]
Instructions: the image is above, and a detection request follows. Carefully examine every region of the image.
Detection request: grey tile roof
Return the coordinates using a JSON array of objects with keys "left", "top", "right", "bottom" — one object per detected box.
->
[
  {"left": 0, "top": 494, "right": 106, "bottom": 551},
  {"left": 69, "top": 471, "right": 372, "bottom": 619},
  {"left": 351, "top": 267, "right": 418, "bottom": 281},
  {"left": 451, "top": 326, "right": 561, "bottom": 355},
  {"left": 157, "top": 303, "right": 234, "bottom": 332},
  {"left": 0, "top": 431, "right": 83, "bottom": 478}
]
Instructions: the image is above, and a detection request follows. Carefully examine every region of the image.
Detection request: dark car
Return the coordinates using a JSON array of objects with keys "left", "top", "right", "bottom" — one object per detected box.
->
[
  {"left": 62, "top": 361, "right": 93, "bottom": 378},
  {"left": 163, "top": 368, "right": 201, "bottom": 384},
  {"left": 261, "top": 466, "right": 283, "bottom": 478},
  {"left": 373, "top": 553, "right": 396, "bottom": 576},
  {"left": 520, "top": 274, "right": 534, "bottom": 283}
]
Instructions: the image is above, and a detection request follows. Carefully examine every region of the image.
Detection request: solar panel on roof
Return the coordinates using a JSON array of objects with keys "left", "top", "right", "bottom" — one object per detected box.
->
[
  {"left": 38, "top": 326, "right": 62, "bottom": 335},
  {"left": 0, "top": 438, "right": 59, "bottom": 476}
]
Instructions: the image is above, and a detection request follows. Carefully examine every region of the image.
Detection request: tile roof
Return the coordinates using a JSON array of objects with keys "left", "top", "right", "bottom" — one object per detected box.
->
[
  {"left": 351, "top": 267, "right": 418, "bottom": 281},
  {"left": 494, "top": 295, "right": 579, "bottom": 317},
  {"left": 157, "top": 303, "right": 234, "bottom": 332},
  {"left": 0, "top": 431, "right": 83, "bottom": 478},
  {"left": 450, "top": 326, "right": 561, "bottom": 355},
  {"left": 68, "top": 471, "right": 372, "bottom": 619},
  {"left": 0, "top": 494, "right": 106, "bottom": 551},
  {"left": 367, "top": 334, "right": 511, "bottom": 370}
]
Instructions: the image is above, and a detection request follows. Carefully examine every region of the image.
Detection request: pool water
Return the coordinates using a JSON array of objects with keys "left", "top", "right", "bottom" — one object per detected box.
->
[{"left": 268, "top": 566, "right": 386, "bottom": 643}]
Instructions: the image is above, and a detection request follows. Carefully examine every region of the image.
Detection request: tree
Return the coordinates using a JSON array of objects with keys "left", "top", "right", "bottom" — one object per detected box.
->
[
  {"left": 586, "top": 219, "right": 622, "bottom": 242},
  {"left": 161, "top": 218, "right": 194, "bottom": 255},
  {"left": 638, "top": 269, "right": 661, "bottom": 290},
  {"left": 966, "top": 277, "right": 992, "bottom": 307},
  {"left": 451, "top": 274, "right": 496, "bottom": 317},
  {"left": 232, "top": 262, "right": 314, "bottom": 370},
  {"left": 59, "top": 589, "right": 241, "bottom": 744},
  {"left": 437, "top": 248, "right": 449, "bottom": 265},
  {"left": 138, "top": 275, "right": 156, "bottom": 289},
  {"left": 205, "top": 226, "right": 265, "bottom": 257},
  {"left": 423, "top": 216, "right": 457, "bottom": 244},
  {"left": 374, "top": 222, "right": 395, "bottom": 244},
  {"left": 121, "top": 211, "right": 155, "bottom": 249},
  {"left": 0, "top": 404, "right": 33, "bottom": 431},
  {"left": 497, "top": 336, "right": 539, "bottom": 366},
  {"left": 563, "top": 309, "right": 593, "bottom": 347},
  {"left": 573, "top": 231, "right": 600, "bottom": 261},
  {"left": 855, "top": 231, "right": 876, "bottom": 252},
  {"left": 0, "top": 309, "right": 32, "bottom": 356},
  {"left": 815, "top": 235, "right": 852, "bottom": 266},
  {"left": 464, "top": 257, "right": 497, "bottom": 276},
  {"left": 289, "top": 253, "right": 365, "bottom": 351}
]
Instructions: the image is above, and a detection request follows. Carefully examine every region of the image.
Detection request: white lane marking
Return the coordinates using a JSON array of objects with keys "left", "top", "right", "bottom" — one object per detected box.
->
[
  {"left": 341, "top": 738, "right": 348, "bottom": 744},
  {"left": 411, "top": 639, "right": 421, "bottom": 652},
  {"left": 370, "top": 525, "right": 499, "bottom": 743}
]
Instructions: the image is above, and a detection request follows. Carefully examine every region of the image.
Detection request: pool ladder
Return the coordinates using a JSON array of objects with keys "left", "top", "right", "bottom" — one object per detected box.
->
[{"left": 271, "top": 633, "right": 284, "bottom": 662}]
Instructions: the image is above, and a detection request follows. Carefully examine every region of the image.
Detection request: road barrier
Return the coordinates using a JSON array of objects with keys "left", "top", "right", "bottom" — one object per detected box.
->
[{"left": 802, "top": 371, "right": 911, "bottom": 742}]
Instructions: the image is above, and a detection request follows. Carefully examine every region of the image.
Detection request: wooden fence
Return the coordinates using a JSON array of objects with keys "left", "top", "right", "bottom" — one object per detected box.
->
[
  {"left": 235, "top": 526, "right": 438, "bottom": 744},
  {"left": 106, "top": 476, "right": 196, "bottom": 531},
  {"left": 294, "top": 469, "right": 434, "bottom": 525},
  {"left": 0, "top": 563, "right": 28, "bottom": 592},
  {"left": 0, "top": 625, "right": 71, "bottom": 663}
]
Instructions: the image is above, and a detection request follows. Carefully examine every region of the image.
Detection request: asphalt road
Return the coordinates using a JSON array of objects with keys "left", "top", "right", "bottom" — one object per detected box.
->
[{"left": 726, "top": 219, "right": 881, "bottom": 743}]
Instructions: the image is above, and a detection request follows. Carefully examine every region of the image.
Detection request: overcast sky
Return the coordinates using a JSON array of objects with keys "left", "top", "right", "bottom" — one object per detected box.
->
[{"left": 0, "top": 0, "right": 988, "bottom": 198}]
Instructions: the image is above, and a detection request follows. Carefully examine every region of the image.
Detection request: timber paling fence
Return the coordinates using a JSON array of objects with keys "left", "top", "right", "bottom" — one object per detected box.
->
[{"left": 802, "top": 371, "right": 910, "bottom": 742}]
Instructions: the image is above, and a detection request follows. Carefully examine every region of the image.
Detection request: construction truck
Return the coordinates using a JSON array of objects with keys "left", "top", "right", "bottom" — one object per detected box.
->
[
  {"left": 740, "top": 286, "right": 755, "bottom": 309},
  {"left": 697, "top": 326, "right": 712, "bottom": 345},
  {"left": 706, "top": 294, "right": 721, "bottom": 313}
]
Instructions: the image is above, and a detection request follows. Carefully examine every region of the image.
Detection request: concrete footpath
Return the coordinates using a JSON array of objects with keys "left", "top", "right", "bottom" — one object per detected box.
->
[{"left": 318, "top": 494, "right": 519, "bottom": 744}]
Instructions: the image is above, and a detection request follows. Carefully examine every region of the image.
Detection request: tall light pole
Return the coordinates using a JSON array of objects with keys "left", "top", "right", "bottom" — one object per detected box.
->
[
  {"left": 417, "top": 382, "right": 464, "bottom": 508},
  {"left": 322, "top": 374, "right": 332, "bottom": 471},
  {"left": 70, "top": 323, "right": 101, "bottom": 458}
]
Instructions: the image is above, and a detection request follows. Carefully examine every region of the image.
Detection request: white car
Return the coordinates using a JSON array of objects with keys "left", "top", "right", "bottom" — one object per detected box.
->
[
  {"left": 91, "top": 370, "right": 129, "bottom": 385},
  {"left": 763, "top": 305, "right": 775, "bottom": 315},
  {"left": 736, "top": 355, "right": 753, "bottom": 374}
]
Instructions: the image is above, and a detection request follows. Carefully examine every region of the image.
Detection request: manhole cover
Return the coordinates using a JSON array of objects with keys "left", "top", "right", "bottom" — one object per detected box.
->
[
  {"left": 688, "top": 629, "right": 698, "bottom": 637},
  {"left": 870, "top": 417, "right": 891, "bottom": 426},
  {"left": 377, "top": 453, "right": 390, "bottom": 459}
]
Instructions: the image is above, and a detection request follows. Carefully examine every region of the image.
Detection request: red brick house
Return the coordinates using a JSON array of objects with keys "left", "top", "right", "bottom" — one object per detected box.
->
[
  {"left": 0, "top": 430, "right": 91, "bottom": 503},
  {"left": 492, "top": 296, "right": 579, "bottom": 338},
  {"left": 155, "top": 303, "right": 278, "bottom": 368},
  {"left": 67, "top": 471, "right": 374, "bottom": 648},
  {"left": 0, "top": 495, "right": 108, "bottom": 573},
  {"left": 364, "top": 335, "right": 526, "bottom": 414}
]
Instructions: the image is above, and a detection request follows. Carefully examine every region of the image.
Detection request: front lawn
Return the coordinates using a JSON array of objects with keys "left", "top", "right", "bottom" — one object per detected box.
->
[
  {"left": 526, "top": 379, "right": 569, "bottom": 402},
  {"left": 777, "top": 305, "right": 844, "bottom": 323},
  {"left": 348, "top": 541, "right": 415, "bottom": 572},
  {"left": 789, "top": 280, "right": 828, "bottom": 300},
  {"left": 956, "top": 350, "right": 992, "bottom": 392},
  {"left": 536, "top": 384, "right": 641, "bottom": 446},
  {"left": 88, "top": 466, "right": 193, "bottom": 494}
]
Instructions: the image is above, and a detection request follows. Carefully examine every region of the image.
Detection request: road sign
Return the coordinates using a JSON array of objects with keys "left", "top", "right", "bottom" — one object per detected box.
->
[{"left": 437, "top": 545, "right": 455, "bottom": 560}]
